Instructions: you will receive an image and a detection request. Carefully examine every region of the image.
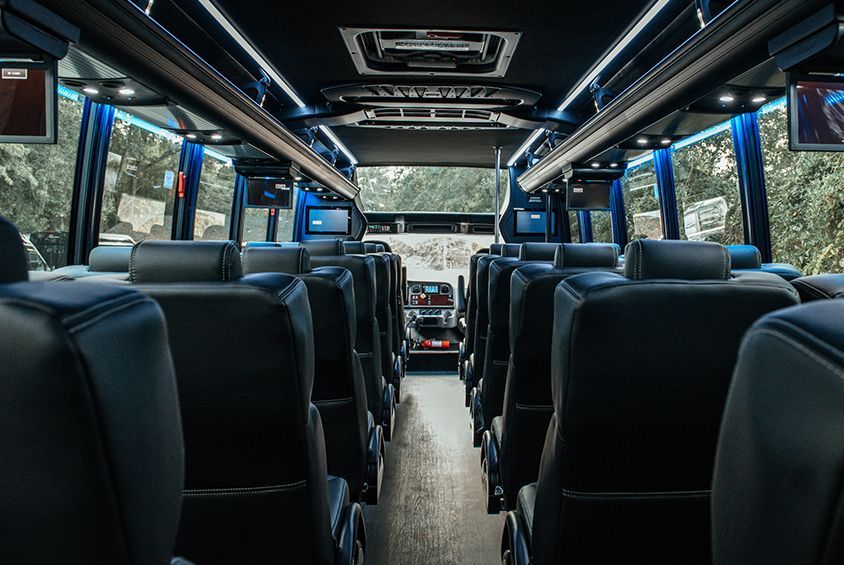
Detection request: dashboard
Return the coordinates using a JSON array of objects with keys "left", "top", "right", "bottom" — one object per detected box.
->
[{"left": 406, "top": 281, "right": 456, "bottom": 328}]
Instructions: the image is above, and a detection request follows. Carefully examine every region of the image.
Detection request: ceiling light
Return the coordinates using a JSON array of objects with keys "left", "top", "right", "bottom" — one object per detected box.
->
[
  {"left": 610, "top": 162, "right": 619, "bottom": 168},
  {"left": 118, "top": 88, "right": 135, "bottom": 95},
  {"left": 719, "top": 95, "right": 734, "bottom": 102},
  {"left": 195, "top": 0, "right": 307, "bottom": 108},
  {"left": 636, "top": 137, "right": 648, "bottom": 145},
  {"left": 210, "top": 133, "right": 223, "bottom": 140},
  {"left": 660, "top": 138, "right": 672, "bottom": 145},
  {"left": 591, "top": 162, "right": 601, "bottom": 168},
  {"left": 556, "top": 0, "right": 673, "bottom": 112},
  {"left": 752, "top": 96, "right": 767, "bottom": 103},
  {"left": 186, "top": 133, "right": 197, "bottom": 139},
  {"left": 294, "top": 176, "right": 303, "bottom": 181},
  {"left": 318, "top": 125, "right": 358, "bottom": 165},
  {"left": 83, "top": 87, "right": 99, "bottom": 95},
  {"left": 506, "top": 129, "right": 545, "bottom": 167}
]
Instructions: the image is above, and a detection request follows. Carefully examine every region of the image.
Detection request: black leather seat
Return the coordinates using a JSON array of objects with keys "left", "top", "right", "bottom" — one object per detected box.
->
[
  {"left": 303, "top": 239, "right": 397, "bottom": 440},
  {"left": 459, "top": 251, "right": 486, "bottom": 389},
  {"left": 470, "top": 244, "right": 561, "bottom": 447},
  {"left": 502, "top": 239, "right": 799, "bottom": 565},
  {"left": 130, "top": 240, "right": 365, "bottom": 564},
  {"left": 243, "top": 245, "right": 385, "bottom": 504},
  {"left": 712, "top": 300, "right": 844, "bottom": 565},
  {"left": 0, "top": 216, "right": 185, "bottom": 564},
  {"left": 465, "top": 253, "right": 499, "bottom": 405},
  {"left": 727, "top": 244, "right": 803, "bottom": 281},
  {"left": 481, "top": 243, "right": 619, "bottom": 513},
  {"left": 791, "top": 273, "right": 844, "bottom": 301}
]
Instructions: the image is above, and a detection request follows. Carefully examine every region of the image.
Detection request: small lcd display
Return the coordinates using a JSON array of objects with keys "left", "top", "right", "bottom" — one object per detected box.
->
[
  {"left": 514, "top": 210, "right": 555, "bottom": 235},
  {"left": 422, "top": 284, "right": 439, "bottom": 294},
  {"left": 245, "top": 177, "right": 293, "bottom": 208},
  {"left": 306, "top": 207, "right": 351, "bottom": 235},
  {"left": 788, "top": 73, "right": 844, "bottom": 151},
  {"left": 0, "top": 61, "right": 56, "bottom": 143},
  {"left": 567, "top": 181, "right": 611, "bottom": 210}
]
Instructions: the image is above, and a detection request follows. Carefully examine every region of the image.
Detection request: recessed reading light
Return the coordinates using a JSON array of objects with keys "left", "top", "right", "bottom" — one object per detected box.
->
[
  {"left": 186, "top": 133, "right": 197, "bottom": 139},
  {"left": 83, "top": 87, "right": 99, "bottom": 95},
  {"left": 591, "top": 162, "right": 601, "bottom": 168},
  {"left": 752, "top": 96, "right": 767, "bottom": 103},
  {"left": 661, "top": 138, "right": 672, "bottom": 145},
  {"left": 210, "top": 133, "right": 223, "bottom": 140},
  {"left": 118, "top": 88, "right": 135, "bottom": 95},
  {"left": 719, "top": 95, "right": 734, "bottom": 102},
  {"left": 610, "top": 162, "right": 619, "bottom": 168},
  {"left": 636, "top": 137, "right": 648, "bottom": 145}
]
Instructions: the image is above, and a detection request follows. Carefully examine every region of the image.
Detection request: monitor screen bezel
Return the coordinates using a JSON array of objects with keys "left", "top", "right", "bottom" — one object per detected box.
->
[
  {"left": 513, "top": 209, "right": 555, "bottom": 236},
  {"left": 566, "top": 180, "right": 612, "bottom": 211},
  {"left": 787, "top": 72, "right": 844, "bottom": 152},
  {"left": 0, "top": 59, "right": 57, "bottom": 144},
  {"left": 305, "top": 205, "right": 352, "bottom": 236},
  {"left": 244, "top": 176, "right": 294, "bottom": 209}
]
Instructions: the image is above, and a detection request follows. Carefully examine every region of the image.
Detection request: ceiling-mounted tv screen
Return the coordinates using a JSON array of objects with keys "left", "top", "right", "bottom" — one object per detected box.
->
[
  {"left": 0, "top": 60, "right": 56, "bottom": 143},
  {"left": 567, "top": 181, "right": 611, "bottom": 211},
  {"left": 514, "top": 210, "right": 555, "bottom": 235},
  {"left": 306, "top": 206, "right": 351, "bottom": 235},
  {"left": 788, "top": 73, "right": 844, "bottom": 151},
  {"left": 245, "top": 177, "right": 293, "bottom": 208}
]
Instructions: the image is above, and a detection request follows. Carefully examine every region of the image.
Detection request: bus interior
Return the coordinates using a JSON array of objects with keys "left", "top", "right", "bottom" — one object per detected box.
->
[{"left": 1, "top": 0, "right": 843, "bottom": 563}]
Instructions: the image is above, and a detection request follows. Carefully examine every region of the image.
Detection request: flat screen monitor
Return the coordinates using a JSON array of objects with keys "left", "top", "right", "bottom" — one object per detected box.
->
[
  {"left": 306, "top": 206, "right": 351, "bottom": 235},
  {"left": 514, "top": 210, "right": 554, "bottom": 236},
  {"left": 245, "top": 177, "right": 293, "bottom": 208},
  {"left": 0, "top": 60, "right": 56, "bottom": 143},
  {"left": 788, "top": 73, "right": 844, "bottom": 151},
  {"left": 567, "top": 181, "right": 611, "bottom": 210}
]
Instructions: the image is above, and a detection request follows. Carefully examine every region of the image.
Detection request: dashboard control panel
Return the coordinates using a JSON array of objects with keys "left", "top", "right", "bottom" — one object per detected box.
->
[{"left": 408, "top": 282, "right": 454, "bottom": 307}]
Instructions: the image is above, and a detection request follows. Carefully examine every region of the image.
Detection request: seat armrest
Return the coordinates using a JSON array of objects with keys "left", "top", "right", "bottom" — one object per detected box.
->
[
  {"left": 502, "top": 509, "right": 531, "bottom": 565},
  {"left": 335, "top": 501, "right": 365, "bottom": 564}
]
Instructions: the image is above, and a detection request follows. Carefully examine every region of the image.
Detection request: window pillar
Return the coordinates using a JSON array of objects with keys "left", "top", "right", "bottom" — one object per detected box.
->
[
  {"left": 653, "top": 148, "right": 680, "bottom": 239},
  {"left": 173, "top": 142, "right": 205, "bottom": 240}
]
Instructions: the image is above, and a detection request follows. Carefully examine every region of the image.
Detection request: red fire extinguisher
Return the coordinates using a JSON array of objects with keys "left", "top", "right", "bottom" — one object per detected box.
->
[{"left": 420, "top": 339, "right": 450, "bottom": 350}]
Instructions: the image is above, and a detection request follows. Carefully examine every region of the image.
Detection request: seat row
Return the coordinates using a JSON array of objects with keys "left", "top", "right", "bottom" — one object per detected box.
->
[
  {"left": 456, "top": 237, "right": 843, "bottom": 564},
  {"left": 0, "top": 216, "right": 406, "bottom": 564}
]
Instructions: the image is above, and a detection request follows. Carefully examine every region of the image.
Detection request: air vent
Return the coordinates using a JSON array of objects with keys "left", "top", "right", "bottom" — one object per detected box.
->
[
  {"left": 322, "top": 84, "right": 541, "bottom": 108},
  {"left": 407, "top": 223, "right": 456, "bottom": 233},
  {"left": 471, "top": 225, "right": 495, "bottom": 235},
  {"left": 349, "top": 107, "right": 513, "bottom": 130},
  {"left": 339, "top": 28, "right": 521, "bottom": 78}
]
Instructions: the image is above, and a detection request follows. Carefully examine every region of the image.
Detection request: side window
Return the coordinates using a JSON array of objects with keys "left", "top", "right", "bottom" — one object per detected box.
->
[
  {"left": 590, "top": 211, "right": 613, "bottom": 243},
  {"left": 194, "top": 150, "right": 236, "bottom": 240},
  {"left": 568, "top": 211, "right": 580, "bottom": 243},
  {"left": 0, "top": 90, "right": 85, "bottom": 269},
  {"left": 101, "top": 112, "right": 182, "bottom": 244},
  {"left": 242, "top": 208, "right": 269, "bottom": 243},
  {"left": 672, "top": 126, "right": 743, "bottom": 244},
  {"left": 621, "top": 160, "right": 662, "bottom": 240},
  {"left": 758, "top": 101, "right": 844, "bottom": 274},
  {"left": 275, "top": 189, "right": 298, "bottom": 242}
]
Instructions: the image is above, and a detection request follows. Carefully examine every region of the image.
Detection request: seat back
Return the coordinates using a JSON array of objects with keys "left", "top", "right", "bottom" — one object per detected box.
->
[
  {"left": 530, "top": 240, "right": 799, "bottom": 564},
  {"left": 791, "top": 273, "right": 844, "bottom": 301},
  {"left": 243, "top": 245, "right": 370, "bottom": 499},
  {"left": 712, "top": 300, "right": 844, "bottom": 565},
  {"left": 130, "top": 240, "right": 334, "bottom": 564},
  {"left": 0, "top": 216, "right": 184, "bottom": 564},
  {"left": 727, "top": 244, "right": 803, "bottom": 281}
]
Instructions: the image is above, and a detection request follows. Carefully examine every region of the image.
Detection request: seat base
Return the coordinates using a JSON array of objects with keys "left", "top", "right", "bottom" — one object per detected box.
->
[
  {"left": 363, "top": 422, "right": 385, "bottom": 505},
  {"left": 381, "top": 384, "right": 397, "bottom": 441},
  {"left": 481, "top": 429, "right": 503, "bottom": 513},
  {"left": 470, "top": 386, "right": 485, "bottom": 448}
]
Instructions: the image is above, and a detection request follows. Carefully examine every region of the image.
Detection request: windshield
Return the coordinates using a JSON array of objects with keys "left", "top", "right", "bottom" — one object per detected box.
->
[{"left": 357, "top": 166, "right": 508, "bottom": 213}]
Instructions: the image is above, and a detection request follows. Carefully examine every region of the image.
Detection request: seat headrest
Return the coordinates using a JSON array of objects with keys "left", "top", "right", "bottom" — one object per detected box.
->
[
  {"left": 501, "top": 243, "right": 522, "bottom": 257},
  {"left": 365, "top": 242, "right": 385, "bottom": 253},
  {"left": 89, "top": 246, "right": 132, "bottom": 273},
  {"left": 623, "top": 239, "right": 731, "bottom": 280},
  {"left": 343, "top": 241, "right": 366, "bottom": 254},
  {"left": 130, "top": 240, "right": 242, "bottom": 283},
  {"left": 488, "top": 243, "right": 503, "bottom": 255},
  {"left": 519, "top": 242, "right": 562, "bottom": 261},
  {"left": 243, "top": 246, "right": 311, "bottom": 275},
  {"left": 244, "top": 241, "right": 282, "bottom": 248},
  {"left": 555, "top": 243, "right": 619, "bottom": 268},
  {"left": 0, "top": 215, "right": 28, "bottom": 283},
  {"left": 301, "top": 238, "right": 346, "bottom": 257},
  {"left": 727, "top": 245, "right": 762, "bottom": 270}
]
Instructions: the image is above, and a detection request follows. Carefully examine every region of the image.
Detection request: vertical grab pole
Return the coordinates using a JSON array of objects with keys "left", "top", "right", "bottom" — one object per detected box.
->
[{"left": 494, "top": 146, "right": 502, "bottom": 244}]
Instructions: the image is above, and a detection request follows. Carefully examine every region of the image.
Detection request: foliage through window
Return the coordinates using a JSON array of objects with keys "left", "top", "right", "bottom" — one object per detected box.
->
[
  {"left": 590, "top": 211, "right": 613, "bottom": 243},
  {"left": 759, "top": 101, "right": 844, "bottom": 274},
  {"left": 275, "top": 189, "right": 298, "bottom": 242},
  {"left": 621, "top": 160, "right": 661, "bottom": 241},
  {"left": 194, "top": 150, "right": 236, "bottom": 240},
  {"left": 568, "top": 211, "right": 580, "bottom": 243},
  {"left": 101, "top": 111, "right": 182, "bottom": 245},
  {"left": 0, "top": 91, "right": 84, "bottom": 269},
  {"left": 242, "top": 207, "right": 268, "bottom": 243},
  {"left": 672, "top": 126, "right": 743, "bottom": 245},
  {"left": 357, "top": 166, "right": 508, "bottom": 213}
]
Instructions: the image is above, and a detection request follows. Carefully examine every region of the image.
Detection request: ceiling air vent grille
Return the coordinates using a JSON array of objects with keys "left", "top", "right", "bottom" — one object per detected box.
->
[{"left": 350, "top": 107, "right": 512, "bottom": 130}]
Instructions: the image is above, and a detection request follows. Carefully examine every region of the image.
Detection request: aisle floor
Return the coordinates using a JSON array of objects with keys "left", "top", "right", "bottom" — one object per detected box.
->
[{"left": 363, "top": 374, "right": 504, "bottom": 565}]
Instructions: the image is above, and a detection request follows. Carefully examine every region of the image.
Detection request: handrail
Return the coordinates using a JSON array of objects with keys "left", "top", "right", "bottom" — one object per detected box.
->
[
  {"left": 517, "top": 0, "right": 828, "bottom": 193},
  {"left": 41, "top": 0, "right": 360, "bottom": 199}
]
